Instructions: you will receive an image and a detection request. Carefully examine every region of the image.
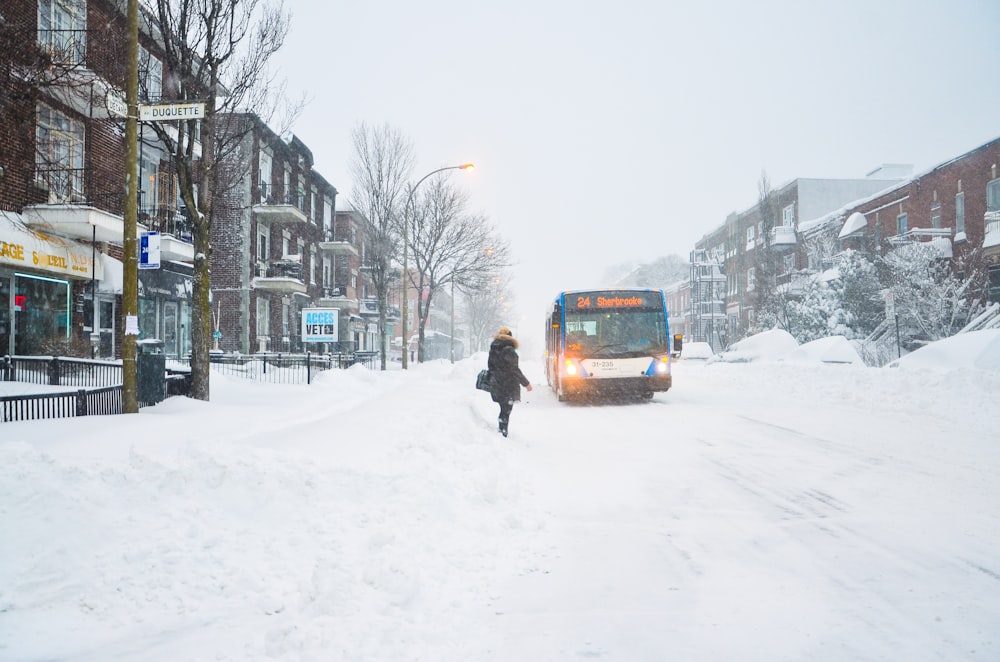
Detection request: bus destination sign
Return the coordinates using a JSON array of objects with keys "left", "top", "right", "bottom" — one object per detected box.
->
[{"left": 568, "top": 292, "right": 649, "bottom": 310}]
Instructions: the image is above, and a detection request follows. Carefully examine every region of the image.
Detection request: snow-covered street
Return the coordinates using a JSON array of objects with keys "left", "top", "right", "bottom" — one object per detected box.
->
[{"left": 1, "top": 346, "right": 998, "bottom": 661}]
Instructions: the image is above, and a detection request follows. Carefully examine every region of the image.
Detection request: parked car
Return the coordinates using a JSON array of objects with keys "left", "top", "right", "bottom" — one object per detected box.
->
[{"left": 681, "top": 341, "right": 715, "bottom": 361}]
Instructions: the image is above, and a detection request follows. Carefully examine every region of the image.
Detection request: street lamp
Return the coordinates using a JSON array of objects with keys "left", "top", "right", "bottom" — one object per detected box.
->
[{"left": 401, "top": 163, "right": 475, "bottom": 369}]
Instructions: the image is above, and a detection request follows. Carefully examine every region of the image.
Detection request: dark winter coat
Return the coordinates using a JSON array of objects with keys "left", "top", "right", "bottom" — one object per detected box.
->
[{"left": 487, "top": 332, "right": 530, "bottom": 404}]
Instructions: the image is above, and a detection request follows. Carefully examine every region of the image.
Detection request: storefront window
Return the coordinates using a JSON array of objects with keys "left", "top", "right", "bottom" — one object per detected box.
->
[
  {"left": 139, "top": 296, "right": 157, "bottom": 339},
  {"left": 14, "top": 273, "right": 70, "bottom": 354}
]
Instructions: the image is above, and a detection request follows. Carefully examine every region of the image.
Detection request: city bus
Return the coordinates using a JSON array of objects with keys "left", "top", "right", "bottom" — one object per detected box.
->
[{"left": 544, "top": 288, "right": 675, "bottom": 401}]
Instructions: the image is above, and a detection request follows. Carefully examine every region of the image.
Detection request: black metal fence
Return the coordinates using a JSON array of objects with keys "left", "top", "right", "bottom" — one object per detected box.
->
[
  {"left": 2, "top": 355, "right": 123, "bottom": 387},
  {"left": 1, "top": 385, "right": 127, "bottom": 422},
  {"left": 0, "top": 350, "right": 381, "bottom": 423},
  {"left": 191, "top": 351, "right": 378, "bottom": 384}
]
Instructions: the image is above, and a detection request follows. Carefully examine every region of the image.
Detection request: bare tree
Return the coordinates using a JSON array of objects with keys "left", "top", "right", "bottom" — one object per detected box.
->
[
  {"left": 405, "top": 176, "right": 510, "bottom": 361},
  {"left": 136, "top": 0, "right": 293, "bottom": 400},
  {"left": 407, "top": 175, "right": 498, "bottom": 361},
  {"left": 463, "top": 271, "right": 515, "bottom": 354},
  {"left": 348, "top": 122, "right": 414, "bottom": 370},
  {"left": 753, "top": 170, "right": 785, "bottom": 332}
]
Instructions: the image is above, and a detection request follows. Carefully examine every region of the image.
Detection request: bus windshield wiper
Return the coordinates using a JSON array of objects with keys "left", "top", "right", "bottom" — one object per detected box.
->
[{"left": 592, "top": 343, "right": 627, "bottom": 355}]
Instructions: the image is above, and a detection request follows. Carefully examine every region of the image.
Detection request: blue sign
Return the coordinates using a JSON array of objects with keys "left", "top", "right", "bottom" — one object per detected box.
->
[{"left": 139, "top": 231, "right": 161, "bottom": 270}]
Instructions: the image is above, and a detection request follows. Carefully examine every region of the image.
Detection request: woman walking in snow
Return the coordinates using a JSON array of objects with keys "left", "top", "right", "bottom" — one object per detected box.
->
[{"left": 487, "top": 327, "right": 532, "bottom": 437}]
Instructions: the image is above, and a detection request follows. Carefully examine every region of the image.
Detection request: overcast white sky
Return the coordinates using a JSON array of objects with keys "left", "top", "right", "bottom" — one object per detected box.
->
[{"left": 272, "top": 0, "right": 1000, "bottom": 330}]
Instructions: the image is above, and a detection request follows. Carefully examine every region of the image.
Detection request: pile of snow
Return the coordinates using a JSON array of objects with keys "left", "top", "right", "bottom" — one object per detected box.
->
[
  {"left": 890, "top": 328, "right": 1000, "bottom": 373},
  {"left": 779, "top": 335, "right": 864, "bottom": 366},
  {"left": 709, "top": 328, "right": 798, "bottom": 363}
]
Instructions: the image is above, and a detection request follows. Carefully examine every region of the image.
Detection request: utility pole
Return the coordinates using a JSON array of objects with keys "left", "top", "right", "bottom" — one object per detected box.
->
[{"left": 122, "top": 0, "right": 139, "bottom": 412}]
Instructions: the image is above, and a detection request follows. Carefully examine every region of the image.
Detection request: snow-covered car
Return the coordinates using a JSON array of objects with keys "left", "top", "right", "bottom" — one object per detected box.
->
[{"left": 680, "top": 341, "right": 715, "bottom": 361}]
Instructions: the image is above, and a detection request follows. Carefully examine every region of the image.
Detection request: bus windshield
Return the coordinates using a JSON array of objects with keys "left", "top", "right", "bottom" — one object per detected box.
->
[{"left": 565, "top": 308, "right": 668, "bottom": 357}]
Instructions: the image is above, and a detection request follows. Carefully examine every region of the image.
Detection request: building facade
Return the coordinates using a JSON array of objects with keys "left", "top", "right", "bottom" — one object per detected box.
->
[
  {"left": 692, "top": 137, "right": 1000, "bottom": 347},
  {"left": 0, "top": 0, "right": 195, "bottom": 358},
  {"left": 693, "top": 174, "right": 904, "bottom": 344}
]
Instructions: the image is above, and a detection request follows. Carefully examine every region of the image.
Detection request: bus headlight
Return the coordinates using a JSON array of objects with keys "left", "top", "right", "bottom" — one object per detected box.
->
[
  {"left": 655, "top": 356, "right": 670, "bottom": 374},
  {"left": 564, "top": 359, "right": 578, "bottom": 377}
]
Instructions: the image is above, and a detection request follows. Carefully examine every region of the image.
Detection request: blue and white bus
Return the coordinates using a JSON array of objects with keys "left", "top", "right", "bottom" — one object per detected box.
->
[{"left": 544, "top": 289, "right": 675, "bottom": 401}]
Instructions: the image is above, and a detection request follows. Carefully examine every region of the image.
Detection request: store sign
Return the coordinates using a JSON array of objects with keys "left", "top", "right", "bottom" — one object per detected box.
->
[
  {"left": 0, "top": 233, "right": 102, "bottom": 279},
  {"left": 302, "top": 308, "right": 339, "bottom": 343},
  {"left": 14, "top": 295, "right": 25, "bottom": 311}
]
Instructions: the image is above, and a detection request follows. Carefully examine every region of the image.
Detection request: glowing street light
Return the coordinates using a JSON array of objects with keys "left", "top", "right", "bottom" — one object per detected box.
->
[{"left": 401, "top": 163, "right": 475, "bottom": 369}]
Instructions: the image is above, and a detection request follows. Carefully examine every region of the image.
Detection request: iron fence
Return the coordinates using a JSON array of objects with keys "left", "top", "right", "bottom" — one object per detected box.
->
[
  {"left": 2, "top": 355, "right": 123, "bottom": 387},
  {"left": 187, "top": 351, "right": 378, "bottom": 384},
  {"left": 1, "top": 385, "right": 128, "bottom": 423}
]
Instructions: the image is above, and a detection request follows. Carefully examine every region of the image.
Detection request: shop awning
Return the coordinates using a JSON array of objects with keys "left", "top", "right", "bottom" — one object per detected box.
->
[{"left": 0, "top": 211, "right": 104, "bottom": 280}]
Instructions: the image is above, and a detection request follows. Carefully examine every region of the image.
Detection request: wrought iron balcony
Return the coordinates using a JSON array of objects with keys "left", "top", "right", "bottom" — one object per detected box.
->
[
  {"left": 253, "top": 259, "right": 306, "bottom": 293},
  {"left": 253, "top": 183, "right": 307, "bottom": 224}
]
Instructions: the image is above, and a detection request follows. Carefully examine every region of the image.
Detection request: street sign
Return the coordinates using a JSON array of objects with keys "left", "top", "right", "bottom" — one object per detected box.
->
[
  {"left": 139, "top": 231, "right": 161, "bottom": 270},
  {"left": 139, "top": 102, "right": 206, "bottom": 122},
  {"left": 883, "top": 289, "right": 895, "bottom": 318}
]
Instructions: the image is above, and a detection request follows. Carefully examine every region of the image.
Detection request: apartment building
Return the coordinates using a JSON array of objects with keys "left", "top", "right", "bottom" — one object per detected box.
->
[
  {"left": 807, "top": 137, "right": 1000, "bottom": 304},
  {"left": 210, "top": 115, "right": 385, "bottom": 355},
  {"left": 690, "top": 136, "right": 1000, "bottom": 348},
  {"left": 693, "top": 173, "right": 904, "bottom": 344},
  {"left": 0, "top": 0, "right": 196, "bottom": 358}
]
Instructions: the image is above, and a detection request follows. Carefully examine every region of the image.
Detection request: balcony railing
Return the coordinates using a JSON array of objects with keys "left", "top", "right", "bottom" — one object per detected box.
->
[
  {"left": 139, "top": 205, "right": 193, "bottom": 241},
  {"left": 37, "top": 29, "right": 87, "bottom": 65},
  {"left": 887, "top": 227, "right": 953, "bottom": 249},
  {"left": 253, "top": 184, "right": 308, "bottom": 224},
  {"left": 35, "top": 167, "right": 86, "bottom": 204}
]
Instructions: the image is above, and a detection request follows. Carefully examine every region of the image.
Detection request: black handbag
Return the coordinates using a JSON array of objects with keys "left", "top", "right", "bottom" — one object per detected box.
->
[{"left": 475, "top": 369, "right": 491, "bottom": 391}]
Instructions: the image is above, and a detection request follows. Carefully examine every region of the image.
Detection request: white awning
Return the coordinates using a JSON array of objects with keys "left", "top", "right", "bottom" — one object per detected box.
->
[
  {"left": 0, "top": 210, "right": 104, "bottom": 280},
  {"left": 838, "top": 212, "right": 867, "bottom": 239}
]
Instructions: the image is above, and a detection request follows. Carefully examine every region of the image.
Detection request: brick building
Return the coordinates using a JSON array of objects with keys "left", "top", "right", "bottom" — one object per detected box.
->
[
  {"left": 692, "top": 173, "right": 904, "bottom": 346},
  {"left": 691, "top": 136, "right": 1000, "bottom": 348},
  {"left": 0, "top": 0, "right": 196, "bottom": 358}
]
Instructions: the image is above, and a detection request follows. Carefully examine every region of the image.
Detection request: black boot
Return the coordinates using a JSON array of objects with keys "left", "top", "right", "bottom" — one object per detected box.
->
[{"left": 499, "top": 417, "right": 508, "bottom": 437}]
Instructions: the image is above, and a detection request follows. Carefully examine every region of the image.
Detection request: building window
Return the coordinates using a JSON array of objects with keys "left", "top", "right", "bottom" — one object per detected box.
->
[
  {"left": 258, "top": 228, "right": 269, "bottom": 262},
  {"left": 281, "top": 302, "right": 289, "bottom": 337},
  {"left": 36, "top": 103, "right": 85, "bottom": 202},
  {"left": 256, "top": 297, "right": 269, "bottom": 336},
  {"left": 283, "top": 167, "right": 291, "bottom": 205},
  {"left": 38, "top": 0, "right": 86, "bottom": 64},
  {"left": 931, "top": 202, "right": 941, "bottom": 229},
  {"left": 746, "top": 268, "right": 755, "bottom": 291},
  {"left": 746, "top": 225, "right": 755, "bottom": 249},
  {"left": 955, "top": 192, "right": 965, "bottom": 236},
  {"left": 783, "top": 254, "right": 795, "bottom": 274},
  {"left": 989, "top": 266, "right": 1000, "bottom": 304},
  {"left": 310, "top": 187, "right": 318, "bottom": 223},
  {"left": 139, "top": 46, "right": 162, "bottom": 102},
  {"left": 782, "top": 204, "right": 795, "bottom": 227},
  {"left": 896, "top": 213, "right": 908, "bottom": 236},
  {"left": 259, "top": 150, "right": 272, "bottom": 201},
  {"left": 988, "top": 178, "right": 1000, "bottom": 213},
  {"left": 310, "top": 247, "right": 317, "bottom": 285},
  {"left": 323, "top": 197, "right": 333, "bottom": 233}
]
